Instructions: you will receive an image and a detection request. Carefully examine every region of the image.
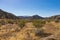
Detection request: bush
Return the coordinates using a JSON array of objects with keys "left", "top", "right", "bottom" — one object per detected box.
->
[
  {"left": 45, "top": 19, "right": 52, "bottom": 23},
  {"left": 7, "top": 20, "right": 14, "bottom": 24},
  {"left": 0, "top": 20, "right": 6, "bottom": 25},
  {"left": 32, "top": 19, "right": 46, "bottom": 28},
  {"left": 18, "top": 20, "right": 26, "bottom": 28}
]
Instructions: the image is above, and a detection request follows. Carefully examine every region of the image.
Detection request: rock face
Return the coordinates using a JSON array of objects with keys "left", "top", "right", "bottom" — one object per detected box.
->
[{"left": 0, "top": 9, "right": 19, "bottom": 19}]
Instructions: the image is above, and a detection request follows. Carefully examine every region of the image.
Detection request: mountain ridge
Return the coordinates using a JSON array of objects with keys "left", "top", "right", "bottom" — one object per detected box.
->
[
  {"left": 0, "top": 9, "right": 60, "bottom": 20},
  {"left": 0, "top": 9, "right": 19, "bottom": 19}
]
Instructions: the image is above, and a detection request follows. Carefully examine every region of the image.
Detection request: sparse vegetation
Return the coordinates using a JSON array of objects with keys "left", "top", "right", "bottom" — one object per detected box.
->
[
  {"left": 18, "top": 20, "right": 26, "bottom": 28},
  {"left": 35, "top": 29, "right": 52, "bottom": 37},
  {"left": 55, "top": 20, "right": 60, "bottom": 23},
  {"left": 32, "top": 19, "right": 46, "bottom": 28},
  {"left": 48, "top": 38, "right": 56, "bottom": 40},
  {"left": 0, "top": 9, "right": 60, "bottom": 40}
]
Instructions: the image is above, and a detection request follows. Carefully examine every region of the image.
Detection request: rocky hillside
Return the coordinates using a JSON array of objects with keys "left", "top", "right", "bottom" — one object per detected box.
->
[
  {"left": 46, "top": 15, "right": 60, "bottom": 20},
  {"left": 0, "top": 9, "right": 19, "bottom": 19}
]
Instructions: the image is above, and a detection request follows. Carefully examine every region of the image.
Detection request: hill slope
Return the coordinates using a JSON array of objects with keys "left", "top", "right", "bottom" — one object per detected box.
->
[
  {"left": 47, "top": 15, "right": 60, "bottom": 20},
  {"left": 0, "top": 9, "right": 19, "bottom": 19}
]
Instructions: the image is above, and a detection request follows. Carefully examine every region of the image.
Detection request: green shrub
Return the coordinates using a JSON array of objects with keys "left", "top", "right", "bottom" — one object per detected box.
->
[
  {"left": 7, "top": 20, "right": 14, "bottom": 24},
  {"left": 18, "top": 20, "right": 26, "bottom": 28},
  {"left": 0, "top": 20, "right": 6, "bottom": 25},
  {"left": 32, "top": 19, "right": 46, "bottom": 28}
]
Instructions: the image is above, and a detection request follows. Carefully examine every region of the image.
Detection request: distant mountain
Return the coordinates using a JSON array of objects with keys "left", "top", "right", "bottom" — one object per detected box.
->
[
  {"left": 18, "top": 16, "right": 32, "bottom": 19},
  {"left": 18, "top": 15, "right": 60, "bottom": 21},
  {"left": 32, "top": 15, "right": 44, "bottom": 19},
  {"left": 0, "top": 9, "right": 19, "bottom": 19},
  {"left": 18, "top": 15, "right": 44, "bottom": 20}
]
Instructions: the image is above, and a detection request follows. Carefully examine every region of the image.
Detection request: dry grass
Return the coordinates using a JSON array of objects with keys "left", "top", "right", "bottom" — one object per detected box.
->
[{"left": 0, "top": 19, "right": 60, "bottom": 40}]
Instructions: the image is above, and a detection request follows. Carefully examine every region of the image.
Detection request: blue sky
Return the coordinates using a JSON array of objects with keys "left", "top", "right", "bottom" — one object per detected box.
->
[{"left": 0, "top": 0, "right": 60, "bottom": 17}]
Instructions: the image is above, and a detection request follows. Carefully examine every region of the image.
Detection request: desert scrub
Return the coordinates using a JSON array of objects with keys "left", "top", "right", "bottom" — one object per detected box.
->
[
  {"left": 7, "top": 20, "right": 16, "bottom": 24},
  {"left": 32, "top": 19, "right": 46, "bottom": 28},
  {"left": 48, "top": 38, "right": 56, "bottom": 40},
  {"left": 35, "top": 29, "right": 52, "bottom": 37},
  {"left": 0, "top": 24, "right": 2, "bottom": 27},
  {"left": 7, "top": 20, "right": 13, "bottom": 24},
  {"left": 55, "top": 20, "right": 60, "bottom": 23},
  {"left": 18, "top": 20, "right": 26, "bottom": 28},
  {"left": 35, "top": 31, "right": 52, "bottom": 37},
  {"left": 0, "top": 20, "right": 6, "bottom": 25}
]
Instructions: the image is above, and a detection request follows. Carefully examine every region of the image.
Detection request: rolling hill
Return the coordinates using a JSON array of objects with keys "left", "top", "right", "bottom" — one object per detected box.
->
[{"left": 0, "top": 9, "right": 19, "bottom": 19}]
